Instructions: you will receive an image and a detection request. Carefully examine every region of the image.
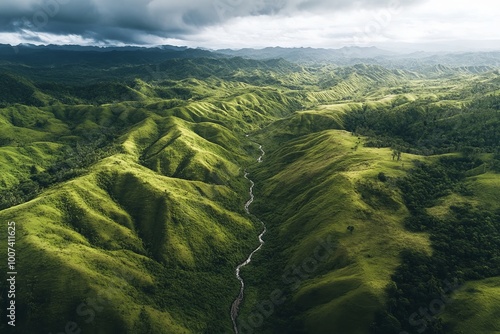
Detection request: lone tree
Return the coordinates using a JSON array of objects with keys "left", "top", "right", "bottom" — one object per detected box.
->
[
  {"left": 347, "top": 226, "right": 355, "bottom": 234},
  {"left": 392, "top": 150, "right": 402, "bottom": 161}
]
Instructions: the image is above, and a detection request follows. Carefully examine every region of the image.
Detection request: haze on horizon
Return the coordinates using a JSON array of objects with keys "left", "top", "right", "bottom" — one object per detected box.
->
[{"left": 0, "top": 0, "right": 498, "bottom": 53}]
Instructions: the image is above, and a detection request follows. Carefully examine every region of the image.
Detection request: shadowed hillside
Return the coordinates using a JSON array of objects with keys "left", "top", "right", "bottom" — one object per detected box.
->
[{"left": 0, "top": 49, "right": 499, "bottom": 334}]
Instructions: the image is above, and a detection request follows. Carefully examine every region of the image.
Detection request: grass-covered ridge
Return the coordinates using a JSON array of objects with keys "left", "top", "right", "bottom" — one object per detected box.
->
[
  {"left": 0, "top": 51, "right": 499, "bottom": 333},
  {"left": 0, "top": 61, "right": 309, "bottom": 333},
  {"left": 237, "top": 129, "right": 430, "bottom": 334}
]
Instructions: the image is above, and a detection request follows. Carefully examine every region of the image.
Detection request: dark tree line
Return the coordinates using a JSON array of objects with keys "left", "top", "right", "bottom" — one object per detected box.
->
[
  {"left": 344, "top": 95, "right": 500, "bottom": 156},
  {"left": 371, "top": 158, "right": 500, "bottom": 334},
  {"left": 0, "top": 132, "right": 119, "bottom": 210}
]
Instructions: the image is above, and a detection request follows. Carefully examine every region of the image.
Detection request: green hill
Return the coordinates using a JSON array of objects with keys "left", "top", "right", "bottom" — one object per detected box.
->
[{"left": 0, "top": 51, "right": 499, "bottom": 334}]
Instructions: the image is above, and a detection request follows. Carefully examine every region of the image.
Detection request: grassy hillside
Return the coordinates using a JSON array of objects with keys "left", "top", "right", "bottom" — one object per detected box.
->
[
  {"left": 0, "top": 53, "right": 499, "bottom": 334},
  {"left": 0, "top": 64, "right": 307, "bottom": 333},
  {"left": 430, "top": 181, "right": 500, "bottom": 334},
  {"left": 236, "top": 128, "right": 430, "bottom": 333},
  {"left": 233, "top": 67, "right": 499, "bottom": 334},
  {"left": 442, "top": 277, "right": 500, "bottom": 333}
]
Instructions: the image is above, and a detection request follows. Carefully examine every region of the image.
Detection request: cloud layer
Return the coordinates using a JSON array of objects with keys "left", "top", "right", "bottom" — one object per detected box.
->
[{"left": 0, "top": 0, "right": 498, "bottom": 50}]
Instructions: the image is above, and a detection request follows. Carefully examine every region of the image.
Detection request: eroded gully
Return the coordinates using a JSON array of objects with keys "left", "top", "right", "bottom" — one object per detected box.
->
[{"left": 230, "top": 145, "right": 266, "bottom": 334}]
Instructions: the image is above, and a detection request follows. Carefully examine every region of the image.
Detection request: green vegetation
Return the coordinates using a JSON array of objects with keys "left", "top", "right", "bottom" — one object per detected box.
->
[
  {"left": 0, "top": 49, "right": 499, "bottom": 334},
  {"left": 238, "top": 129, "right": 430, "bottom": 334},
  {"left": 0, "top": 59, "right": 303, "bottom": 333},
  {"left": 371, "top": 158, "right": 500, "bottom": 334}
]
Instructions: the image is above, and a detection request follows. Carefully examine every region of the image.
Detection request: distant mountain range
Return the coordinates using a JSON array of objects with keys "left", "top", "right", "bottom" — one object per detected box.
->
[
  {"left": 216, "top": 46, "right": 500, "bottom": 68},
  {"left": 216, "top": 46, "right": 396, "bottom": 62},
  {"left": 0, "top": 43, "right": 216, "bottom": 67},
  {"left": 1, "top": 40, "right": 500, "bottom": 334},
  {"left": 0, "top": 44, "right": 499, "bottom": 70}
]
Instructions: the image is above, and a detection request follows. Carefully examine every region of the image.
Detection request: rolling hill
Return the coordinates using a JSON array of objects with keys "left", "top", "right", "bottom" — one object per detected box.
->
[{"left": 0, "top": 46, "right": 499, "bottom": 334}]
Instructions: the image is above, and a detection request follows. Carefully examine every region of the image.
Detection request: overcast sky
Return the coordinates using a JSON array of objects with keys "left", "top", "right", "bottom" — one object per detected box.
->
[{"left": 0, "top": 0, "right": 499, "bottom": 51}]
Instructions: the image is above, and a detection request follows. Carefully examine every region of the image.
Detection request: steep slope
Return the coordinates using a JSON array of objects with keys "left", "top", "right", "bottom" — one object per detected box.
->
[
  {"left": 0, "top": 72, "right": 305, "bottom": 333},
  {"left": 0, "top": 150, "right": 257, "bottom": 333},
  {"left": 231, "top": 69, "right": 500, "bottom": 334},
  {"left": 0, "top": 73, "right": 53, "bottom": 107},
  {"left": 235, "top": 129, "right": 430, "bottom": 333},
  {"left": 442, "top": 277, "right": 500, "bottom": 333},
  {"left": 0, "top": 56, "right": 498, "bottom": 334}
]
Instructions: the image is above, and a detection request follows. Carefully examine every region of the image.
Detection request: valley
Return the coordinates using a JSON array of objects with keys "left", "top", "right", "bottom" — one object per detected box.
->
[
  {"left": 231, "top": 146, "right": 267, "bottom": 334},
  {"left": 0, "top": 47, "right": 499, "bottom": 334}
]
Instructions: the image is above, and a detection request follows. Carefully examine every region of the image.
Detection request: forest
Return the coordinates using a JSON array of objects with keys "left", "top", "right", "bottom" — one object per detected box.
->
[{"left": 0, "top": 47, "right": 499, "bottom": 333}]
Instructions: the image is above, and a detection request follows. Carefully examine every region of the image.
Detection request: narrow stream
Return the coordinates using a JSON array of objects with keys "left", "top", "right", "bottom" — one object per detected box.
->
[{"left": 230, "top": 145, "right": 267, "bottom": 334}]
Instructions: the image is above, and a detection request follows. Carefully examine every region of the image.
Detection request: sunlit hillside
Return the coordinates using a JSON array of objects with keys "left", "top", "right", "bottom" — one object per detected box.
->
[{"left": 0, "top": 49, "right": 499, "bottom": 334}]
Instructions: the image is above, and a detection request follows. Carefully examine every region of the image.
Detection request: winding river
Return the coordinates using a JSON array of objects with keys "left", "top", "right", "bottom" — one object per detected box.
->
[{"left": 230, "top": 145, "right": 267, "bottom": 334}]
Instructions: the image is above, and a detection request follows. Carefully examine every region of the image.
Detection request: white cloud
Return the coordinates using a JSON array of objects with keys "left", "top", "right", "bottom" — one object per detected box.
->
[
  {"left": 0, "top": 0, "right": 498, "bottom": 50},
  {"left": 173, "top": 0, "right": 500, "bottom": 49},
  {"left": 383, "top": 0, "right": 500, "bottom": 42},
  {"left": 0, "top": 30, "right": 108, "bottom": 46}
]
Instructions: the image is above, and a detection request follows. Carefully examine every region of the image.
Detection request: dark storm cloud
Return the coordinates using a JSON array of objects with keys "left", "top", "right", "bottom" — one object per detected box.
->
[{"left": 0, "top": 0, "right": 425, "bottom": 44}]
